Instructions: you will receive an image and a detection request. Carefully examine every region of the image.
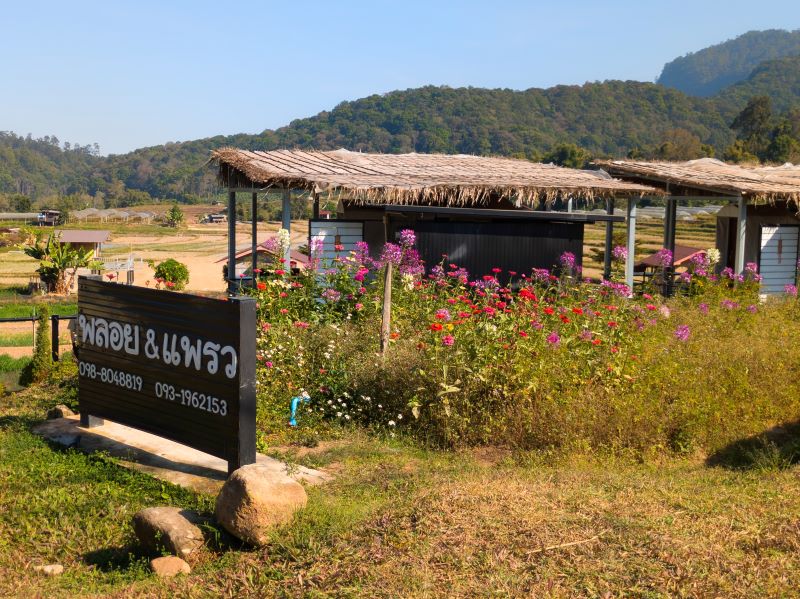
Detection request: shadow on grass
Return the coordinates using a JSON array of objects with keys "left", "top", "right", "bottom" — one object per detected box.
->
[
  {"left": 706, "top": 420, "right": 800, "bottom": 471},
  {"left": 84, "top": 544, "right": 149, "bottom": 572}
]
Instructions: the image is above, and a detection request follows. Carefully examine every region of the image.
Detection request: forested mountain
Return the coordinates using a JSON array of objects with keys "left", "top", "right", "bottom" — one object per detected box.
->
[
  {"left": 2, "top": 30, "right": 800, "bottom": 207},
  {"left": 658, "top": 29, "right": 800, "bottom": 97}
]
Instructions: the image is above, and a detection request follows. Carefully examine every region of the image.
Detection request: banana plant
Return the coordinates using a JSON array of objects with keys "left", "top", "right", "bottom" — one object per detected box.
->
[{"left": 23, "top": 233, "right": 97, "bottom": 294}]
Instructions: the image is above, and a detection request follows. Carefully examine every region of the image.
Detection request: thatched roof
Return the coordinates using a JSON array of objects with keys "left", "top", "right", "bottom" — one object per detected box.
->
[
  {"left": 212, "top": 148, "right": 659, "bottom": 206},
  {"left": 595, "top": 158, "right": 800, "bottom": 203}
]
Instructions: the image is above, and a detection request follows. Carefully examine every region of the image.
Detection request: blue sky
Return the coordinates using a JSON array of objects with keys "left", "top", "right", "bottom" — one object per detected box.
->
[{"left": 3, "top": 0, "right": 798, "bottom": 155}]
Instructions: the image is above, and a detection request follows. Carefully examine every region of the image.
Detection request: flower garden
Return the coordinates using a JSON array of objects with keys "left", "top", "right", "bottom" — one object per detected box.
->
[{"left": 249, "top": 229, "right": 800, "bottom": 456}]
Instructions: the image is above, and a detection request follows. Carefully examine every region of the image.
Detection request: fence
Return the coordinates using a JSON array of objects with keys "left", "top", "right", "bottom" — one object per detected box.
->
[{"left": 0, "top": 314, "right": 77, "bottom": 362}]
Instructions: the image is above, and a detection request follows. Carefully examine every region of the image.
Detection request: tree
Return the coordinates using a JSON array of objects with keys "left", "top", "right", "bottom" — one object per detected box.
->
[
  {"left": 23, "top": 233, "right": 96, "bottom": 293},
  {"left": 19, "top": 306, "right": 52, "bottom": 386},
  {"left": 153, "top": 258, "right": 189, "bottom": 290},
  {"left": 542, "top": 143, "right": 591, "bottom": 168},
  {"left": 730, "top": 96, "right": 773, "bottom": 157},
  {"left": 165, "top": 203, "right": 185, "bottom": 228}
]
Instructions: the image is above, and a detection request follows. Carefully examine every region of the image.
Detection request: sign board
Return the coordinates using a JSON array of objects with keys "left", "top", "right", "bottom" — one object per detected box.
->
[{"left": 76, "top": 277, "right": 256, "bottom": 474}]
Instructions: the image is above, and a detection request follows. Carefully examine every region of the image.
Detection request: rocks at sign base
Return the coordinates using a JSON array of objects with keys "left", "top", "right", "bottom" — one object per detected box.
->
[
  {"left": 133, "top": 507, "right": 204, "bottom": 558},
  {"left": 150, "top": 556, "right": 191, "bottom": 577},
  {"left": 47, "top": 405, "right": 75, "bottom": 419},
  {"left": 34, "top": 564, "right": 64, "bottom": 576},
  {"left": 215, "top": 464, "right": 308, "bottom": 546}
]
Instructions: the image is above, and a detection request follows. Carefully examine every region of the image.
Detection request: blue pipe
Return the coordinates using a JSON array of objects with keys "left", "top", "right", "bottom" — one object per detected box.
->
[{"left": 289, "top": 392, "right": 310, "bottom": 426}]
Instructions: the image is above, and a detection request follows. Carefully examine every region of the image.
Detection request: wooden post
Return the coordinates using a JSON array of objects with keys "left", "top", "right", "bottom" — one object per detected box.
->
[
  {"left": 251, "top": 192, "right": 258, "bottom": 288},
  {"left": 735, "top": 195, "right": 747, "bottom": 275},
  {"left": 312, "top": 191, "right": 320, "bottom": 220},
  {"left": 603, "top": 198, "right": 615, "bottom": 280},
  {"left": 663, "top": 197, "right": 677, "bottom": 296},
  {"left": 625, "top": 198, "right": 638, "bottom": 293},
  {"left": 380, "top": 262, "right": 393, "bottom": 354},
  {"left": 227, "top": 190, "right": 236, "bottom": 293},
  {"left": 282, "top": 188, "right": 292, "bottom": 266},
  {"left": 228, "top": 295, "right": 257, "bottom": 475},
  {"left": 51, "top": 314, "right": 60, "bottom": 362}
]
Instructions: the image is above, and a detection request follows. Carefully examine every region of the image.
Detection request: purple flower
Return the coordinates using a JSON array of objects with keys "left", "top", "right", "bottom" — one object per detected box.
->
[
  {"left": 380, "top": 242, "right": 403, "bottom": 267},
  {"left": 579, "top": 329, "right": 592, "bottom": 341},
  {"left": 785, "top": 284, "right": 798, "bottom": 297},
  {"left": 611, "top": 245, "right": 628, "bottom": 262},
  {"left": 721, "top": 299, "right": 739, "bottom": 310},
  {"left": 559, "top": 251, "right": 576, "bottom": 271},
  {"left": 398, "top": 229, "right": 416, "bottom": 248},
  {"left": 321, "top": 288, "right": 342, "bottom": 302},
  {"left": 532, "top": 268, "right": 551, "bottom": 283},
  {"left": 655, "top": 248, "right": 673, "bottom": 268},
  {"left": 434, "top": 308, "right": 451, "bottom": 321},
  {"left": 746, "top": 304, "right": 758, "bottom": 313},
  {"left": 698, "top": 302, "right": 709, "bottom": 314},
  {"left": 674, "top": 324, "right": 691, "bottom": 342},
  {"left": 546, "top": 331, "right": 561, "bottom": 345}
]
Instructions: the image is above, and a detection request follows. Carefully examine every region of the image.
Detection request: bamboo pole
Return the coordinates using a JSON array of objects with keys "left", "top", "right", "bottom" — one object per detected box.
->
[{"left": 380, "top": 262, "right": 393, "bottom": 354}]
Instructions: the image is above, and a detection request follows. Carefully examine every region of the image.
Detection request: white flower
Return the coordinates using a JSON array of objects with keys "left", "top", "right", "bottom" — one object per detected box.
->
[
  {"left": 397, "top": 414, "right": 403, "bottom": 420},
  {"left": 388, "top": 420, "right": 396, "bottom": 426},
  {"left": 336, "top": 411, "right": 342, "bottom": 418}
]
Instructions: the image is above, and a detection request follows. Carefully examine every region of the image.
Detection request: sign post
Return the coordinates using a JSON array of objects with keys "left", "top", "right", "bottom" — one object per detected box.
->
[{"left": 76, "top": 277, "right": 256, "bottom": 474}]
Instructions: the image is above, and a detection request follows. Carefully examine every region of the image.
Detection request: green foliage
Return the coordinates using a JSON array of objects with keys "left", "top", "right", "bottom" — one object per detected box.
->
[
  {"left": 165, "top": 203, "right": 185, "bottom": 227},
  {"left": 19, "top": 307, "right": 52, "bottom": 386},
  {"left": 153, "top": 258, "right": 189, "bottom": 290},
  {"left": 658, "top": 29, "right": 800, "bottom": 96},
  {"left": 22, "top": 233, "right": 96, "bottom": 293},
  {"left": 542, "top": 143, "right": 591, "bottom": 168},
  {"left": 724, "top": 97, "right": 800, "bottom": 163}
]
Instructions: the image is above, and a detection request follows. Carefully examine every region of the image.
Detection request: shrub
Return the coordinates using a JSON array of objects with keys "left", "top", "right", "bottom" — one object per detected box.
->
[
  {"left": 19, "top": 307, "right": 52, "bottom": 386},
  {"left": 153, "top": 258, "right": 189, "bottom": 291},
  {"left": 248, "top": 234, "right": 800, "bottom": 456}
]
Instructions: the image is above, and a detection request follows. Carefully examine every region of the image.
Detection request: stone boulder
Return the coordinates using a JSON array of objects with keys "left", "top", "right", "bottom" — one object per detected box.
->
[
  {"left": 47, "top": 405, "right": 75, "bottom": 419},
  {"left": 150, "top": 556, "right": 191, "bottom": 577},
  {"left": 215, "top": 464, "right": 307, "bottom": 546},
  {"left": 133, "top": 507, "right": 204, "bottom": 558},
  {"left": 33, "top": 564, "right": 64, "bottom": 576}
]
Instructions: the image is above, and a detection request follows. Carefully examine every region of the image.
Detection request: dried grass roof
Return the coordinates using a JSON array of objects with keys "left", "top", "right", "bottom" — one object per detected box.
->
[
  {"left": 212, "top": 148, "right": 658, "bottom": 206},
  {"left": 595, "top": 158, "right": 800, "bottom": 203}
]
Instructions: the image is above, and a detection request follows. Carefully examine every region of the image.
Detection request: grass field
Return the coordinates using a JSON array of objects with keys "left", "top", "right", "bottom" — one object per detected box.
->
[{"left": 1, "top": 382, "right": 799, "bottom": 597}]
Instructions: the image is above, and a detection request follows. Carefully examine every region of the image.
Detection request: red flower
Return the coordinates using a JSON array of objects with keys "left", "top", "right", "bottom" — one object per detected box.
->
[
  {"left": 334, "top": 244, "right": 345, "bottom": 251},
  {"left": 559, "top": 315, "right": 570, "bottom": 323},
  {"left": 256, "top": 282, "right": 266, "bottom": 290},
  {"left": 518, "top": 330, "right": 528, "bottom": 338},
  {"left": 607, "top": 321, "right": 617, "bottom": 328},
  {"left": 543, "top": 307, "right": 555, "bottom": 315},
  {"left": 592, "top": 338, "right": 601, "bottom": 345},
  {"left": 571, "top": 307, "right": 584, "bottom": 315},
  {"left": 491, "top": 267, "right": 502, "bottom": 273},
  {"left": 165, "top": 281, "right": 175, "bottom": 288},
  {"left": 106, "top": 273, "right": 116, "bottom": 281},
  {"left": 275, "top": 269, "right": 286, "bottom": 276},
  {"left": 429, "top": 323, "right": 443, "bottom": 331}
]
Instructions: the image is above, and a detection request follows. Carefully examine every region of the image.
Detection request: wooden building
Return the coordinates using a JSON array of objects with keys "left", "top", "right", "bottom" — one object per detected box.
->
[
  {"left": 53, "top": 229, "right": 110, "bottom": 258},
  {"left": 210, "top": 149, "right": 656, "bottom": 292}
]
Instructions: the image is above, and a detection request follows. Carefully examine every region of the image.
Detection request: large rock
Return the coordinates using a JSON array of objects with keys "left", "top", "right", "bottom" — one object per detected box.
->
[
  {"left": 150, "top": 556, "right": 191, "bottom": 577},
  {"left": 215, "top": 464, "right": 307, "bottom": 546},
  {"left": 47, "top": 405, "right": 75, "bottom": 419},
  {"left": 132, "top": 507, "right": 204, "bottom": 557}
]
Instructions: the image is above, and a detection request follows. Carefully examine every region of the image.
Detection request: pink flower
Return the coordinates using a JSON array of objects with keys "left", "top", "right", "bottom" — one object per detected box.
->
[
  {"left": 294, "top": 321, "right": 310, "bottom": 329},
  {"left": 265, "top": 361, "right": 273, "bottom": 368},
  {"left": 355, "top": 303, "right": 364, "bottom": 311},
  {"left": 442, "top": 335, "right": 455, "bottom": 346},
  {"left": 546, "top": 331, "right": 560, "bottom": 345}
]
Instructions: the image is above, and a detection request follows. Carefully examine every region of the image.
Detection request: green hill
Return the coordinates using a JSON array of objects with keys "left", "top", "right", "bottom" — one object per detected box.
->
[
  {"left": 2, "top": 31, "right": 800, "bottom": 206},
  {"left": 658, "top": 29, "right": 800, "bottom": 97}
]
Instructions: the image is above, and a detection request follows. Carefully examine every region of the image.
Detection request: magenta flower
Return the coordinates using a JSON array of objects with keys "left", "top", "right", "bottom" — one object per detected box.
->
[
  {"left": 546, "top": 331, "right": 561, "bottom": 345},
  {"left": 698, "top": 302, "right": 709, "bottom": 314},
  {"left": 674, "top": 325, "right": 690, "bottom": 342},
  {"left": 785, "top": 284, "right": 798, "bottom": 297},
  {"left": 655, "top": 248, "right": 673, "bottom": 268},
  {"left": 442, "top": 335, "right": 455, "bottom": 347},
  {"left": 611, "top": 245, "right": 628, "bottom": 262}
]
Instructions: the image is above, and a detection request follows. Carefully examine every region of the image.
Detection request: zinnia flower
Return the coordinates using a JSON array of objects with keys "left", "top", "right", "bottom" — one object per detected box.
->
[
  {"left": 674, "top": 324, "right": 690, "bottom": 342},
  {"left": 442, "top": 335, "right": 455, "bottom": 346},
  {"left": 546, "top": 331, "right": 560, "bottom": 345}
]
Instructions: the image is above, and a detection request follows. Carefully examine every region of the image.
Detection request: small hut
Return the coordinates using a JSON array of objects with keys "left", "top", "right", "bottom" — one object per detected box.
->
[
  {"left": 597, "top": 158, "right": 800, "bottom": 294},
  {"left": 211, "top": 149, "right": 657, "bottom": 291}
]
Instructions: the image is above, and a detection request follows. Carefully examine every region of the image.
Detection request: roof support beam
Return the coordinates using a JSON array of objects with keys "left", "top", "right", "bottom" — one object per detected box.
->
[
  {"left": 227, "top": 190, "right": 237, "bottom": 293},
  {"left": 603, "top": 198, "right": 615, "bottom": 280},
  {"left": 251, "top": 192, "right": 258, "bottom": 289},
  {"left": 735, "top": 195, "right": 747, "bottom": 275},
  {"left": 282, "top": 188, "right": 292, "bottom": 267},
  {"left": 625, "top": 198, "right": 638, "bottom": 293},
  {"left": 663, "top": 196, "right": 678, "bottom": 296}
]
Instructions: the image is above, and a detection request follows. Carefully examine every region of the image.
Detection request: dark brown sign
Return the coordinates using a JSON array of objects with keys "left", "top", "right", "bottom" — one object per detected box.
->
[{"left": 76, "top": 277, "right": 256, "bottom": 474}]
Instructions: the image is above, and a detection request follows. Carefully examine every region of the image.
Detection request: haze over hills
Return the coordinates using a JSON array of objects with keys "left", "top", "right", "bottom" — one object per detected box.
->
[
  {"left": 658, "top": 29, "right": 800, "bottom": 96},
  {"left": 1, "top": 29, "right": 799, "bottom": 205}
]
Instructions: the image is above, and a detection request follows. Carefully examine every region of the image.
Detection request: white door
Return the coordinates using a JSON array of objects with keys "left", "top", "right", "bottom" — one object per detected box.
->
[
  {"left": 309, "top": 220, "right": 364, "bottom": 264},
  {"left": 759, "top": 226, "right": 799, "bottom": 294}
]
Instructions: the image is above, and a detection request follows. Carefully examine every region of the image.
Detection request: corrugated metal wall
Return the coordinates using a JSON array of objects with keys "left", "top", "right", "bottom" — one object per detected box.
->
[{"left": 397, "top": 220, "right": 584, "bottom": 278}]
